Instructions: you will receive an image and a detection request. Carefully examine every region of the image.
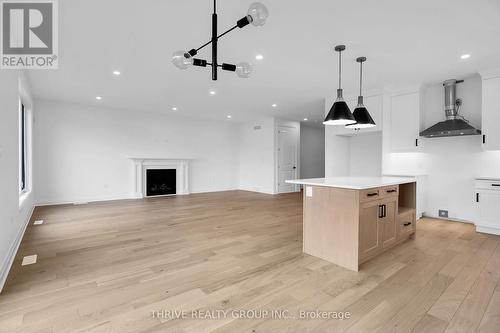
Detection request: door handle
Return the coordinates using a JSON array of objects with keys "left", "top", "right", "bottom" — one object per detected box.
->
[
  {"left": 293, "top": 166, "right": 297, "bottom": 169},
  {"left": 383, "top": 204, "right": 386, "bottom": 218},
  {"left": 386, "top": 189, "right": 397, "bottom": 193},
  {"left": 379, "top": 205, "right": 386, "bottom": 218},
  {"left": 367, "top": 192, "right": 378, "bottom": 197},
  {"left": 403, "top": 222, "right": 412, "bottom": 227}
]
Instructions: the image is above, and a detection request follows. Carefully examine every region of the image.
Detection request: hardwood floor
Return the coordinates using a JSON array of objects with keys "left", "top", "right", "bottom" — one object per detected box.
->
[{"left": 0, "top": 190, "right": 499, "bottom": 333}]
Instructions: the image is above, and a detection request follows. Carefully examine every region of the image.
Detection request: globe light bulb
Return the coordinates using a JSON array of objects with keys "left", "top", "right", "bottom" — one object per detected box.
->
[
  {"left": 235, "top": 62, "right": 253, "bottom": 78},
  {"left": 247, "top": 2, "right": 269, "bottom": 27},
  {"left": 172, "top": 50, "right": 193, "bottom": 70}
]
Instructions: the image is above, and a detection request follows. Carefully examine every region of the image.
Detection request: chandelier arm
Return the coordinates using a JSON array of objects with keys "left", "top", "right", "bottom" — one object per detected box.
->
[
  {"left": 194, "top": 24, "right": 239, "bottom": 53},
  {"left": 217, "top": 25, "right": 238, "bottom": 39},
  {"left": 195, "top": 41, "right": 212, "bottom": 53}
]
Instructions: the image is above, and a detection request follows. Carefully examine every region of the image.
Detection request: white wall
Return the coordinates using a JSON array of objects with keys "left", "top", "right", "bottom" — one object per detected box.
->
[
  {"left": 0, "top": 72, "right": 35, "bottom": 292},
  {"left": 324, "top": 96, "right": 351, "bottom": 177},
  {"left": 325, "top": 130, "right": 382, "bottom": 178},
  {"left": 34, "top": 100, "right": 240, "bottom": 204},
  {"left": 324, "top": 96, "right": 383, "bottom": 177},
  {"left": 349, "top": 132, "right": 382, "bottom": 177},
  {"left": 238, "top": 117, "right": 276, "bottom": 194},
  {"left": 300, "top": 124, "right": 325, "bottom": 179}
]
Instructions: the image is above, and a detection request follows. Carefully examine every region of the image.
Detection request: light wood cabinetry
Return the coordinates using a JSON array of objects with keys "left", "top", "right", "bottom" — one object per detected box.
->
[
  {"left": 359, "top": 201, "right": 383, "bottom": 259},
  {"left": 359, "top": 198, "right": 397, "bottom": 261},
  {"left": 303, "top": 182, "right": 416, "bottom": 271},
  {"left": 398, "top": 210, "right": 416, "bottom": 239},
  {"left": 381, "top": 200, "right": 397, "bottom": 248}
]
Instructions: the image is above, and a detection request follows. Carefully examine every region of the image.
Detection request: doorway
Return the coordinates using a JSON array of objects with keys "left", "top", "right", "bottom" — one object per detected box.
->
[{"left": 277, "top": 124, "right": 299, "bottom": 193}]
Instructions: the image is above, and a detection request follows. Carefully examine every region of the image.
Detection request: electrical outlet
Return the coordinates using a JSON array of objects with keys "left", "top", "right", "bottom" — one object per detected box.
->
[{"left": 439, "top": 210, "right": 449, "bottom": 218}]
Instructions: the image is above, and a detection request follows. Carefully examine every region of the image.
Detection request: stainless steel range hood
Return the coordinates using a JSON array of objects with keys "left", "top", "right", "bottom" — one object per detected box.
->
[{"left": 420, "top": 79, "right": 481, "bottom": 138}]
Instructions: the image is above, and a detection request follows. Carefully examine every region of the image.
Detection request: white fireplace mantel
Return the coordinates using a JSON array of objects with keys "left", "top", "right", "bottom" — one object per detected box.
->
[{"left": 128, "top": 157, "right": 190, "bottom": 198}]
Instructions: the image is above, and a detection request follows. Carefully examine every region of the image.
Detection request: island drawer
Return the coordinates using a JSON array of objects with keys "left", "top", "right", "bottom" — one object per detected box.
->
[
  {"left": 398, "top": 210, "right": 416, "bottom": 238},
  {"left": 381, "top": 185, "right": 399, "bottom": 198},
  {"left": 360, "top": 188, "right": 381, "bottom": 202}
]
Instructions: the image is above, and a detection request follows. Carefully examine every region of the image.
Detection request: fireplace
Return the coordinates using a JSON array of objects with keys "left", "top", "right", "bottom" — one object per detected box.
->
[
  {"left": 146, "top": 169, "right": 176, "bottom": 197},
  {"left": 129, "top": 158, "right": 189, "bottom": 198}
]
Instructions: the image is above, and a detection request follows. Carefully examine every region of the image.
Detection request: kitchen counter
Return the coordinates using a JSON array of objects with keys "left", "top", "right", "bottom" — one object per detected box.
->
[
  {"left": 288, "top": 177, "right": 417, "bottom": 271},
  {"left": 286, "top": 176, "right": 416, "bottom": 190}
]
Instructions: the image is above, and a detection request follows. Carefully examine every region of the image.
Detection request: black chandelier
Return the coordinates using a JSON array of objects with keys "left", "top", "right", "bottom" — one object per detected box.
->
[{"left": 172, "top": 0, "right": 269, "bottom": 80}]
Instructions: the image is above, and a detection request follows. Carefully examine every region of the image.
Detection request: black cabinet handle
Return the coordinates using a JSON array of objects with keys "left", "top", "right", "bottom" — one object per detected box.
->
[
  {"left": 378, "top": 205, "right": 387, "bottom": 218},
  {"left": 476, "top": 193, "right": 480, "bottom": 203},
  {"left": 383, "top": 204, "right": 386, "bottom": 218},
  {"left": 367, "top": 192, "right": 378, "bottom": 197},
  {"left": 416, "top": 139, "right": 419, "bottom": 147},
  {"left": 403, "top": 222, "right": 412, "bottom": 227},
  {"left": 492, "top": 184, "right": 500, "bottom": 187},
  {"left": 387, "top": 189, "right": 397, "bottom": 193},
  {"left": 483, "top": 134, "right": 486, "bottom": 144}
]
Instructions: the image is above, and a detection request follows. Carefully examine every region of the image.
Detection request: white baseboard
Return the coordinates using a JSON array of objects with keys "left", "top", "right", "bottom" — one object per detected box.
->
[
  {"left": 0, "top": 204, "right": 35, "bottom": 293},
  {"left": 35, "top": 194, "right": 137, "bottom": 207},
  {"left": 36, "top": 188, "right": 242, "bottom": 207},
  {"left": 422, "top": 213, "right": 474, "bottom": 224},
  {"left": 238, "top": 186, "right": 276, "bottom": 195},
  {"left": 191, "top": 187, "right": 239, "bottom": 194},
  {"left": 475, "top": 225, "right": 500, "bottom": 236}
]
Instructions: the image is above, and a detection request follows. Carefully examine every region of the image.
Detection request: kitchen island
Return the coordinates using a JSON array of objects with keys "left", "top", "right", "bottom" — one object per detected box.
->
[{"left": 286, "top": 177, "right": 417, "bottom": 271}]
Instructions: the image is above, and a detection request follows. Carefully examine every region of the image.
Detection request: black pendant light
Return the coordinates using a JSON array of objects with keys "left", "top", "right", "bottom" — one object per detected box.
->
[
  {"left": 346, "top": 57, "right": 376, "bottom": 129},
  {"left": 323, "top": 45, "right": 356, "bottom": 126}
]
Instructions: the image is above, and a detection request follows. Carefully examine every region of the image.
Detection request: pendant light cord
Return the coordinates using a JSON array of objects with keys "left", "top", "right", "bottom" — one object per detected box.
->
[
  {"left": 214, "top": 0, "right": 216, "bottom": 13},
  {"left": 338, "top": 50, "right": 342, "bottom": 90},
  {"left": 359, "top": 61, "right": 363, "bottom": 96}
]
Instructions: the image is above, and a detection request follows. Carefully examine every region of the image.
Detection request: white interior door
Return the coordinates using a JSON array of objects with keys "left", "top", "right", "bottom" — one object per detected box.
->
[{"left": 278, "top": 126, "right": 298, "bottom": 193}]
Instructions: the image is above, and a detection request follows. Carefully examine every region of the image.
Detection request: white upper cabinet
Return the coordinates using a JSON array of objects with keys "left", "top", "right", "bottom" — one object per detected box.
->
[
  {"left": 480, "top": 70, "right": 500, "bottom": 151},
  {"left": 389, "top": 91, "right": 421, "bottom": 152},
  {"left": 329, "top": 94, "right": 383, "bottom": 136}
]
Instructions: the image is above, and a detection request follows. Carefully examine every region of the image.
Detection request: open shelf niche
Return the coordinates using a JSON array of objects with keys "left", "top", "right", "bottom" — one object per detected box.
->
[{"left": 398, "top": 182, "right": 416, "bottom": 217}]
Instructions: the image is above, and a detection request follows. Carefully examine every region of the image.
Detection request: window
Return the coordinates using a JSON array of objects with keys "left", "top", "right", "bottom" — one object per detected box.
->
[{"left": 20, "top": 101, "right": 28, "bottom": 193}]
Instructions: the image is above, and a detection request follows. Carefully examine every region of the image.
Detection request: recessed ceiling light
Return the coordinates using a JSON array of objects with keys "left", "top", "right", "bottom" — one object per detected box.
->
[
  {"left": 209, "top": 90, "right": 216, "bottom": 95},
  {"left": 272, "top": 104, "right": 277, "bottom": 108},
  {"left": 226, "top": 115, "right": 232, "bottom": 119},
  {"left": 172, "top": 107, "right": 178, "bottom": 111},
  {"left": 460, "top": 54, "right": 471, "bottom": 60},
  {"left": 303, "top": 118, "right": 308, "bottom": 121},
  {"left": 256, "top": 54, "right": 264, "bottom": 60},
  {"left": 95, "top": 96, "right": 102, "bottom": 100},
  {"left": 112, "top": 70, "right": 121, "bottom": 76}
]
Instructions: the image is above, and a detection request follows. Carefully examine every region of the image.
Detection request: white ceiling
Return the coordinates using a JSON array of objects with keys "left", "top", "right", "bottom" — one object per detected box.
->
[{"left": 27, "top": 0, "right": 500, "bottom": 124}]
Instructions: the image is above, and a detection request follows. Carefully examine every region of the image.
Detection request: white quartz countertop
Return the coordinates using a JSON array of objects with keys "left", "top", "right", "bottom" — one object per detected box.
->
[{"left": 286, "top": 176, "right": 416, "bottom": 190}]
